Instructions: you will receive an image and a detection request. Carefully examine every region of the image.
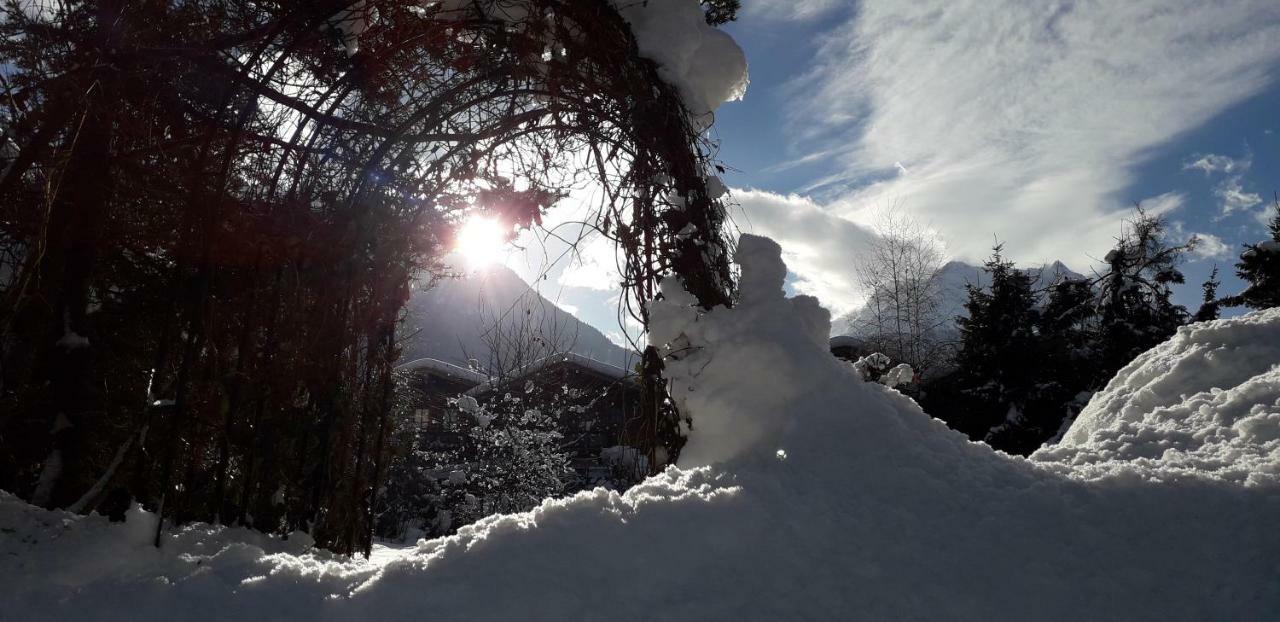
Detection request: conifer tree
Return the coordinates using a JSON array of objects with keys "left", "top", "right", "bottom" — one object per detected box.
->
[
  {"left": 1035, "top": 277, "right": 1098, "bottom": 436},
  {"left": 1095, "top": 206, "right": 1192, "bottom": 382},
  {"left": 1225, "top": 200, "right": 1280, "bottom": 310},
  {"left": 953, "top": 245, "right": 1042, "bottom": 445},
  {"left": 1193, "top": 266, "right": 1222, "bottom": 322}
]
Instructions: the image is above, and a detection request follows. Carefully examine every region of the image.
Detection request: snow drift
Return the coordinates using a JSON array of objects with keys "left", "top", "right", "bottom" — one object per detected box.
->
[
  {"left": 1033, "top": 310, "right": 1280, "bottom": 485},
  {"left": 4, "top": 235, "right": 1280, "bottom": 621}
]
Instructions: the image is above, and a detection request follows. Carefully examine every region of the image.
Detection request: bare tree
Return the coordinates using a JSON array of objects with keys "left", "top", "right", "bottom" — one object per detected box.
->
[
  {"left": 852, "top": 206, "right": 948, "bottom": 374},
  {"left": 467, "top": 290, "right": 580, "bottom": 382}
]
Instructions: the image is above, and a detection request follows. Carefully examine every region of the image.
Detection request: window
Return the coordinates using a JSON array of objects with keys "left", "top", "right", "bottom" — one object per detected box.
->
[{"left": 413, "top": 409, "right": 431, "bottom": 428}]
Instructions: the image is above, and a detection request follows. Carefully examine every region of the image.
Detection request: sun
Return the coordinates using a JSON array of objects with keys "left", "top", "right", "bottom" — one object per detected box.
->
[{"left": 455, "top": 215, "right": 508, "bottom": 269}]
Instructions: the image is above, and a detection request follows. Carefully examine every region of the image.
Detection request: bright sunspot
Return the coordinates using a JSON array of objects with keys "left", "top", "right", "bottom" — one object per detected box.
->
[{"left": 455, "top": 215, "right": 508, "bottom": 268}]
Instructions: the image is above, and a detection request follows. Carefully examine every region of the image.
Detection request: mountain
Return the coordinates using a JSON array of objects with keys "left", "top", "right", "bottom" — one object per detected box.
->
[
  {"left": 399, "top": 265, "right": 634, "bottom": 372},
  {"left": 835, "top": 260, "right": 1085, "bottom": 338}
]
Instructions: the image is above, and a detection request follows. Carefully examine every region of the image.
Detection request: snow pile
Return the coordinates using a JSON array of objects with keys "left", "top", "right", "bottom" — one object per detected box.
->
[
  {"left": 1033, "top": 310, "right": 1280, "bottom": 485},
  {"left": 4, "top": 235, "right": 1280, "bottom": 620},
  {"left": 609, "top": 0, "right": 748, "bottom": 125}
]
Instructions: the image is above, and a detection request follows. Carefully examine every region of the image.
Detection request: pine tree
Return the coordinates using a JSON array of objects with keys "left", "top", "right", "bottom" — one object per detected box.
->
[
  {"left": 1193, "top": 266, "right": 1222, "bottom": 322},
  {"left": 1095, "top": 206, "right": 1192, "bottom": 382},
  {"left": 1035, "top": 277, "right": 1099, "bottom": 439},
  {"left": 1225, "top": 199, "right": 1280, "bottom": 310},
  {"left": 953, "top": 245, "right": 1042, "bottom": 447}
]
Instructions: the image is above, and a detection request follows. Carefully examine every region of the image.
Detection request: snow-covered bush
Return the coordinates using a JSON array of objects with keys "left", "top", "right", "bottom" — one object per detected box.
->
[
  {"left": 377, "top": 391, "right": 573, "bottom": 540},
  {"left": 850, "top": 352, "right": 915, "bottom": 389}
]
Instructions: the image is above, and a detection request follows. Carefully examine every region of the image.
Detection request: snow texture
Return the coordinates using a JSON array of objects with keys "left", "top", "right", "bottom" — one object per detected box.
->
[
  {"left": 4, "top": 235, "right": 1279, "bottom": 621},
  {"left": 609, "top": 0, "right": 748, "bottom": 127},
  {"left": 1033, "top": 309, "right": 1280, "bottom": 486},
  {"left": 394, "top": 357, "right": 488, "bottom": 385},
  {"left": 461, "top": 352, "right": 634, "bottom": 397}
]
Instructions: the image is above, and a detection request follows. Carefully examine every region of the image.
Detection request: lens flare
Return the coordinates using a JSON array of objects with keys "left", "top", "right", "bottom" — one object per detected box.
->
[{"left": 455, "top": 215, "right": 507, "bottom": 268}]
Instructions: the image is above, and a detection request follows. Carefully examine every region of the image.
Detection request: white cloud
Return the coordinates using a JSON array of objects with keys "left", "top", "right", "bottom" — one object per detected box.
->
[
  {"left": 1142, "top": 191, "right": 1186, "bottom": 217},
  {"left": 744, "top": 0, "right": 844, "bottom": 22},
  {"left": 552, "top": 300, "right": 579, "bottom": 316},
  {"left": 555, "top": 233, "right": 621, "bottom": 291},
  {"left": 1255, "top": 200, "right": 1280, "bottom": 230},
  {"left": 1184, "top": 153, "right": 1251, "bottom": 175},
  {"left": 1189, "top": 232, "right": 1232, "bottom": 260},
  {"left": 733, "top": 189, "right": 879, "bottom": 315},
  {"left": 1216, "top": 176, "right": 1263, "bottom": 217},
  {"left": 782, "top": 0, "right": 1280, "bottom": 266}
]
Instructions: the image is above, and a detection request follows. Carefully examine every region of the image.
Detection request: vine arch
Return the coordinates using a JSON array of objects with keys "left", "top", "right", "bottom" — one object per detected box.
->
[{"left": 0, "top": 0, "right": 737, "bottom": 552}]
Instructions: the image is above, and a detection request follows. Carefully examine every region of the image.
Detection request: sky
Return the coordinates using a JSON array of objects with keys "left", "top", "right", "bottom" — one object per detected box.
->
[{"left": 494, "top": 0, "right": 1280, "bottom": 344}]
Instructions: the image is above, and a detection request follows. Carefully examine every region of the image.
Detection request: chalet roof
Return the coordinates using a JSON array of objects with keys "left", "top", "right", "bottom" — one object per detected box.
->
[
  {"left": 395, "top": 357, "right": 488, "bottom": 386},
  {"left": 463, "top": 352, "right": 636, "bottom": 397},
  {"left": 829, "top": 335, "right": 865, "bottom": 349}
]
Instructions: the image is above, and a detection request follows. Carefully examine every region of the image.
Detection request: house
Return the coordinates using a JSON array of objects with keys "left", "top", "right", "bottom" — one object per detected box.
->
[
  {"left": 394, "top": 353, "right": 650, "bottom": 485},
  {"left": 395, "top": 358, "right": 489, "bottom": 446},
  {"left": 829, "top": 335, "right": 870, "bottom": 363}
]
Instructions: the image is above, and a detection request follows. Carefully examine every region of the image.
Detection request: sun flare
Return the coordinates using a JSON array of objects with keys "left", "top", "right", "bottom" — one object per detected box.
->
[{"left": 455, "top": 215, "right": 508, "bottom": 269}]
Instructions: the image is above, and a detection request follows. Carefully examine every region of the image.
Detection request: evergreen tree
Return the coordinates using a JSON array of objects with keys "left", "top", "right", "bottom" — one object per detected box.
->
[
  {"left": 952, "top": 245, "right": 1042, "bottom": 447},
  {"left": 1225, "top": 200, "right": 1280, "bottom": 310},
  {"left": 1033, "top": 277, "right": 1100, "bottom": 442},
  {"left": 1192, "top": 266, "right": 1222, "bottom": 322},
  {"left": 1095, "top": 206, "right": 1192, "bottom": 382}
]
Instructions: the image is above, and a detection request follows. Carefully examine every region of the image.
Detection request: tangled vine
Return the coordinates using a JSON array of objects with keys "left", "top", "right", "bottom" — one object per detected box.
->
[{"left": 0, "top": 0, "right": 735, "bottom": 553}]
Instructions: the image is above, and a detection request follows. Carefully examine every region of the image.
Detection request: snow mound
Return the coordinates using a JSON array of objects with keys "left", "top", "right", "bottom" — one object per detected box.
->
[
  {"left": 4, "top": 235, "right": 1280, "bottom": 620},
  {"left": 1033, "top": 309, "right": 1280, "bottom": 485}
]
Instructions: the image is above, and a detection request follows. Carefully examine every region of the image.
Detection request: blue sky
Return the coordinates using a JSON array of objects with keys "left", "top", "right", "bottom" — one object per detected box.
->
[
  {"left": 508, "top": 0, "right": 1280, "bottom": 341},
  {"left": 713, "top": 0, "right": 1280, "bottom": 315}
]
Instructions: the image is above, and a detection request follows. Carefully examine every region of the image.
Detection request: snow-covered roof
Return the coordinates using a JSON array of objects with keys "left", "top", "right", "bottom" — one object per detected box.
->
[
  {"left": 828, "top": 335, "right": 863, "bottom": 349},
  {"left": 463, "top": 352, "right": 636, "bottom": 396},
  {"left": 395, "top": 358, "right": 488, "bottom": 386}
]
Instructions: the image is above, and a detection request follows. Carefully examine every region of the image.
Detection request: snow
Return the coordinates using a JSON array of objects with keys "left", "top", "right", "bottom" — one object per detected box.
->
[
  {"left": 422, "top": 0, "right": 747, "bottom": 127},
  {"left": 608, "top": 0, "right": 748, "bottom": 127},
  {"left": 881, "top": 362, "right": 915, "bottom": 388},
  {"left": 394, "top": 357, "right": 488, "bottom": 385},
  {"left": 4, "top": 235, "right": 1280, "bottom": 620},
  {"left": 461, "top": 352, "right": 634, "bottom": 397},
  {"left": 1033, "top": 309, "right": 1280, "bottom": 486},
  {"left": 329, "top": 0, "right": 373, "bottom": 56}
]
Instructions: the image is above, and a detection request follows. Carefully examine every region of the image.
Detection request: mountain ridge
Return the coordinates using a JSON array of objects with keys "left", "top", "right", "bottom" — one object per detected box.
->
[{"left": 399, "top": 264, "right": 635, "bottom": 373}]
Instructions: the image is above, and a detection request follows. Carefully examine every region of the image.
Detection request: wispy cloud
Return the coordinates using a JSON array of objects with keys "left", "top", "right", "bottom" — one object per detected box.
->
[
  {"left": 1254, "top": 197, "right": 1279, "bottom": 230},
  {"left": 1189, "top": 232, "right": 1232, "bottom": 260},
  {"left": 1215, "top": 176, "right": 1263, "bottom": 217},
  {"left": 1184, "top": 153, "right": 1251, "bottom": 175},
  {"left": 744, "top": 0, "right": 844, "bottom": 23},
  {"left": 780, "top": 0, "right": 1280, "bottom": 266},
  {"left": 1143, "top": 191, "right": 1186, "bottom": 217}
]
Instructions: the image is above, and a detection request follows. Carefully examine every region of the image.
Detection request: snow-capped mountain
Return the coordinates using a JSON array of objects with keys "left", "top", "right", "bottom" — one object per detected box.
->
[
  {"left": 399, "top": 264, "right": 634, "bottom": 371},
  {"left": 835, "top": 259, "right": 1085, "bottom": 338}
]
